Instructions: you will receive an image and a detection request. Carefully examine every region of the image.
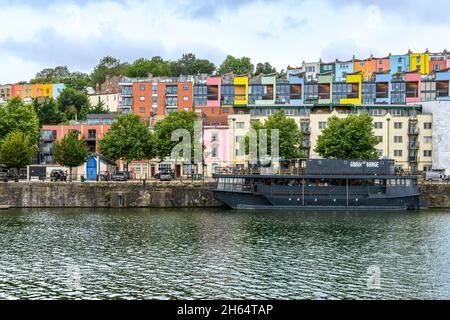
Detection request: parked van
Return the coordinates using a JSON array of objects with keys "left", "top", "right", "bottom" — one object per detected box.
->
[{"left": 424, "top": 171, "right": 445, "bottom": 182}]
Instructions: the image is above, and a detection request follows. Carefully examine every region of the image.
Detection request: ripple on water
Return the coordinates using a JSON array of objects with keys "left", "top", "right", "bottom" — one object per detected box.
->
[{"left": 0, "top": 208, "right": 450, "bottom": 299}]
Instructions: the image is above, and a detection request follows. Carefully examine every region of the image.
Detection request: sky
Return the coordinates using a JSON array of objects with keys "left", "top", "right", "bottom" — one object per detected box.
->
[{"left": 0, "top": 0, "right": 450, "bottom": 83}]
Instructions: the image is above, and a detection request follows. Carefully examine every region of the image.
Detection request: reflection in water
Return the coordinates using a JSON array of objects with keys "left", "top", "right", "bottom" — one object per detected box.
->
[{"left": 0, "top": 208, "right": 449, "bottom": 299}]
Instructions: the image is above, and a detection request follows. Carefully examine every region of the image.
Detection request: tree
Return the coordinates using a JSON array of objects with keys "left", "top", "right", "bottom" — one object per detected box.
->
[
  {"left": 30, "top": 66, "right": 90, "bottom": 91},
  {"left": 52, "top": 131, "right": 89, "bottom": 181},
  {"left": 245, "top": 110, "right": 304, "bottom": 161},
  {"left": 153, "top": 111, "right": 199, "bottom": 162},
  {"left": 125, "top": 56, "right": 172, "bottom": 78},
  {"left": 0, "top": 97, "right": 40, "bottom": 145},
  {"left": 57, "top": 87, "right": 90, "bottom": 119},
  {"left": 314, "top": 114, "right": 380, "bottom": 160},
  {"left": 255, "top": 62, "right": 277, "bottom": 76},
  {"left": 218, "top": 55, "right": 254, "bottom": 75},
  {"left": 90, "top": 56, "right": 128, "bottom": 87},
  {"left": 170, "top": 53, "right": 216, "bottom": 76},
  {"left": 81, "top": 100, "right": 109, "bottom": 118},
  {"left": 33, "top": 98, "right": 65, "bottom": 127},
  {"left": 0, "top": 131, "right": 37, "bottom": 174},
  {"left": 99, "top": 114, "right": 154, "bottom": 170}
]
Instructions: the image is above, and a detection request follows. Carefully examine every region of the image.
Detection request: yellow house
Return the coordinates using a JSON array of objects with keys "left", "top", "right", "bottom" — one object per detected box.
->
[
  {"left": 31, "top": 84, "right": 44, "bottom": 98},
  {"left": 340, "top": 73, "right": 362, "bottom": 105},
  {"left": 42, "top": 84, "right": 53, "bottom": 98},
  {"left": 410, "top": 52, "right": 429, "bottom": 75},
  {"left": 234, "top": 76, "right": 248, "bottom": 105}
]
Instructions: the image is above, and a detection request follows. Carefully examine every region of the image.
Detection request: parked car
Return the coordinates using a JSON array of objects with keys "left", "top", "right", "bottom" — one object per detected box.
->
[
  {"left": 50, "top": 169, "right": 67, "bottom": 182},
  {"left": 112, "top": 171, "right": 128, "bottom": 182},
  {"left": 159, "top": 172, "right": 173, "bottom": 182},
  {"left": 154, "top": 169, "right": 175, "bottom": 180},
  {"left": 0, "top": 172, "right": 19, "bottom": 182},
  {"left": 98, "top": 171, "right": 111, "bottom": 181}
]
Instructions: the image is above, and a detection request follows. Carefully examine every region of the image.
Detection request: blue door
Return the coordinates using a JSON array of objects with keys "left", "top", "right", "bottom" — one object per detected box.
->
[{"left": 86, "top": 156, "right": 98, "bottom": 181}]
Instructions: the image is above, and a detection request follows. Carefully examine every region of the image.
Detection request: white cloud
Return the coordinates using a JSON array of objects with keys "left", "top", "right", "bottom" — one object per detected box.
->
[{"left": 0, "top": 0, "right": 449, "bottom": 83}]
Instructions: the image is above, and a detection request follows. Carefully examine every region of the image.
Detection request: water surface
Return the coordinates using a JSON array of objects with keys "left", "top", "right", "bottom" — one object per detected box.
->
[{"left": 0, "top": 208, "right": 449, "bottom": 299}]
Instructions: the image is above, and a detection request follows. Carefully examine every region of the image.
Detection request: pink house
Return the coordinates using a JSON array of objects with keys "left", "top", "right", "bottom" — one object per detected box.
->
[
  {"left": 405, "top": 73, "right": 421, "bottom": 104},
  {"left": 206, "top": 76, "right": 221, "bottom": 108},
  {"left": 203, "top": 117, "right": 230, "bottom": 176}
]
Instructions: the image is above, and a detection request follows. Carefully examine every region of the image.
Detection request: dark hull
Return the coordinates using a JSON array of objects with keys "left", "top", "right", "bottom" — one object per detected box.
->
[{"left": 213, "top": 191, "right": 423, "bottom": 211}]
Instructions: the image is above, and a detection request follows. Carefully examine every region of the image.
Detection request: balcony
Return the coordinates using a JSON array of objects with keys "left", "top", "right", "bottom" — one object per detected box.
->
[
  {"left": 408, "top": 142, "right": 420, "bottom": 149},
  {"left": 302, "top": 141, "right": 311, "bottom": 148},
  {"left": 301, "top": 128, "right": 311, "bottom": 135},
  {"left": 42, "top": 131, "right": 57, "bottom": 141},
  {"left": 409, "top": 156, "right": 418, "bottom": 163},
  {"left": 408, "top": 128, "right": 420, "bottom": 135}
]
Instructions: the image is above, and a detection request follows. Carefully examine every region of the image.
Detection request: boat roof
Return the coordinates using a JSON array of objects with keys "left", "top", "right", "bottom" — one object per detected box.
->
[{"left": 213, "top": 174, "right": 418, "bottom": 179}]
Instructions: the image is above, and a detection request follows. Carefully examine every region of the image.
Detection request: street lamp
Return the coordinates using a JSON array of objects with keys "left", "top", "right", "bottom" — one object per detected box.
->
[
  {"left": 386, "top": 117, "right": 391, "bottom": 159},
  {"left": 202, "top": 111, "right": 206, "bottom": 182}
]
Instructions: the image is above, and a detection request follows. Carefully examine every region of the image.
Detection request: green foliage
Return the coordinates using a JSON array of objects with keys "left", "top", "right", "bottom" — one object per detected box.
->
[
  {"left": 53, "top": 131, "right": 89, "bottom": 172},
  {"left": 125, "top": 56, "right": 172, "bottom": 78},
  {"left": 90, "top": 56, "right": 128, "bottom": 87},
  {"left": 30, "top": 66, "right": 90, "bottom": 91},
  {"left": 218, "top": 55, "right": 254, "bottom": 75},
  {"left": 0, "top": 97, "right": 40, "bottom": 145},
  {"left": 255, "top": 62, "right": 277, "bottom": 76},
  {"left": 153, "top": 111, "right": 198, "bottom": 161},
  {"left": 314, "top": 114, "right": 380, "bottom": 160},
  {"left": 170, "top": 53, "right": 216, "bottom": 76},
  {"left": 0, "top": 131, "right": 37, "bottom": 172},
  {"left": 57, "top": 87, "right": 90, "bottom": 120},
  {"left": 245, "top": 110, "right": 304, "bottom": 160},
  {"left": 33, "top": 98, "right": 65, "bottom": 127},
  {"left": 99, "top": 114, "right": 154, "bottom": 165},
  {"left": 80, "top": 100, "right": 109, "bottom": 120}
]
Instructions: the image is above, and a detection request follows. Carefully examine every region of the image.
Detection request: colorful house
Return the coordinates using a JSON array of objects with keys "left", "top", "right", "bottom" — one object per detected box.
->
[
  {"left": 409, "top": 52, "right": 429, "bottom": 75},
  {"left": 374, "top": 74, "right": 391, "bottom": 104},
  {"left": 317, "top": 74, "right": 333, "bottom": 104},
  {"left": 339, "top": 73, "right": 362, "bottom": 105},
  {"left": 429, "top": 52, "right": 447, "bottom": 73},
  {"left": 287, "top": 74, "right": 304, "bottom": 105},
  {"left": 435, "top": 70, "right": 450, "bottom": 100},
  {"left": 335, "top": 59, "right": 354, "bottom": 82},
  {"left": 234, "top": 75, "right": 249, "bottom": 105},
  {"left": 390, "top": 54, "right": 410, "bottom": 74},
  {"left": 405, "top": 72, "right": 422, "bottom": 104},
  {"left": 319, "top": 60, "right": 335, "bottom": 75}
]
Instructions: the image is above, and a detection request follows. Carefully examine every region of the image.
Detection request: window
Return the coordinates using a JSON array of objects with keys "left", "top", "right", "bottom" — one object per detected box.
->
[
  {"left": 222, "top": 108, "right": 229, "bottom": 113},
  {"left": 152, "top": 96, "right": 157, "bottom": 105},
  {"left": 398, "top": 57, "right": 403, "bottom": 63},
  {"left": 319, "top": 121, "right": 327, "bottom": 130},
  {"left": 424, "top": 136, "right": 432, "bottom": 144},
  {"left": 394, "top": 136, "right": 403, "bottom": 143},
  {"left": 424, "top": 122, "right": 432, "bottom": 130},
  {"left": 183, "top": 84, "right": 189, "bottom": 91},
  {"left": 416, "top": 56, "right": 421, "bottom": 63},
  {"left": 394, "top": 122, "right": 403, "bottom": 129},
  {"left": 139, "top": 107, "right": 145, "bottom": 113},
  {"left": 140, "top": 96, "right": 145, "bottom": 101},
  {"left": 378, "top": 60, "right": 383, "bottom": 65},
  {"left": 374, "top": 122, "right": 383, "bottom": 129},
  {"left": 377, "top": 149, "right": 384, "bottom": 157},
  {"left": 140, "top": 85, "right": 145, "bottom": 91},
  {"left": 211, "top": 133, "right": 218, "bottom": 142},
  {"left": 183, "top": 96, "right": 189, "bottom": 101},
  {"left": 423, "top": 150, "right": 432, "bottom": 157},
  {"left": 236, "top": 122, "right": 245, "bottom": 129},
  {"left": 212, "top": 146, "right": 218, "bottom": 158},
  {"left": 433, "top": 64, "right": 442, "bottom": 71},
  {"left": 394, "top": 150, "right": 403, "bottom": 157},
  {"left": 397, "top": 66, "right": 402, "bottom": 73},
  {"left": 376, "top": 136, "right": 383, "bottom": 143}
]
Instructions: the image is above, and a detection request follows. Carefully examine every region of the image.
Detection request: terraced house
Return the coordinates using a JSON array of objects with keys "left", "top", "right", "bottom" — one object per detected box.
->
[{"left": 3, "top": 50, "right": 450, "bottom": 178}]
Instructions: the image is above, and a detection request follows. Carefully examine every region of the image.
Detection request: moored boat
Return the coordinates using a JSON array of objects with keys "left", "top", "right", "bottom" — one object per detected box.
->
[{"left": 212, "top": 159, "right": 426, "bottom": 211}]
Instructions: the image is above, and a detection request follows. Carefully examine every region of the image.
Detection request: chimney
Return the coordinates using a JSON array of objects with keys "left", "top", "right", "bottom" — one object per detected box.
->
[{"left": 96, "top": 83, "right": 100, "bottom": 93}]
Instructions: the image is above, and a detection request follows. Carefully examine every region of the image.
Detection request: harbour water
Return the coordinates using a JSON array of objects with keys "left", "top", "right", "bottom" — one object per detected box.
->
[{"left": 0, "top": 208, "right": 449, "bottom": 300}]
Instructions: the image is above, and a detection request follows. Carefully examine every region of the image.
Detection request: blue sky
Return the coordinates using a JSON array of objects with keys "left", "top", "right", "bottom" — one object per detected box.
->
[{"left": 0, "top": 0, "right": 449, "bottom": 83}]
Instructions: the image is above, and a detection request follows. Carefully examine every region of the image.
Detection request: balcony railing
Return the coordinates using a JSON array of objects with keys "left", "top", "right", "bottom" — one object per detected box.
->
[
  {"left": 408, "top": 128, "right": 420, "bottom": 135},
  {"left": 408, "top": 142, "right": 420, "bottom": 149}
]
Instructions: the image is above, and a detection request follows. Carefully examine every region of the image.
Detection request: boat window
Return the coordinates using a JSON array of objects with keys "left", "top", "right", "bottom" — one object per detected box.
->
[
  {"left": 389, "top": 179, "right": 397, "bottom": 186},
  {"left": 405, "top": 179, "right": 411, "bottom": 187}
]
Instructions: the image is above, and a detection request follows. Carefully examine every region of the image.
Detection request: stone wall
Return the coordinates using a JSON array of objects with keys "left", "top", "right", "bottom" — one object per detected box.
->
[
  {"left": 420, "top": 184, "right": 450, "bottom": 208},
  {"left": 0, "top": 182, "right": 222, "bottom": 208}
]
